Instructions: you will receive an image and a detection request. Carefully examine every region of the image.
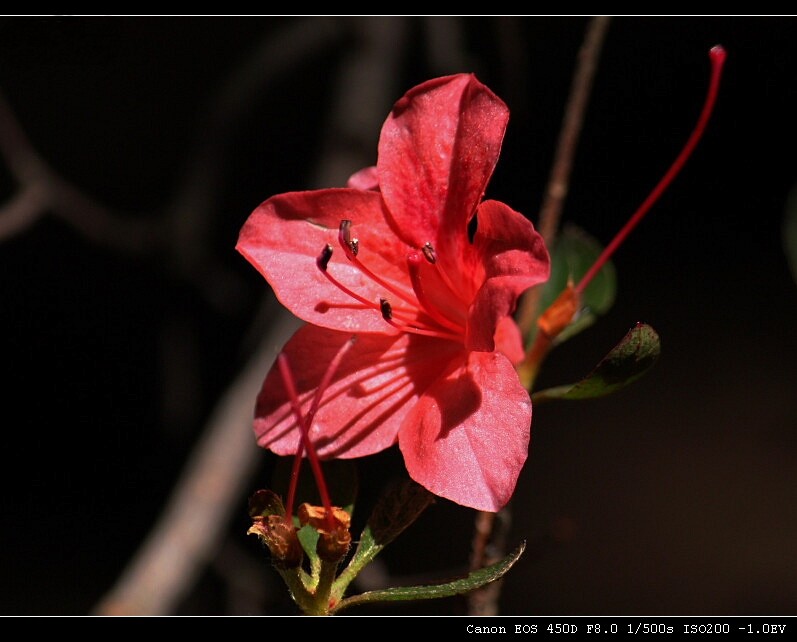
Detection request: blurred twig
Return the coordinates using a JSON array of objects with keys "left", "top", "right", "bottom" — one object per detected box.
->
[
  {"left": 517, "top": 16, "right": 611, "bottom": 331},
  {"left": 166, "top": 16, "right": 342, "bottom": 278},
  {"left": 311, "top": 17, "right": 407, "bottom": 188},
  {"left": 467, "top": 509, "right": 512, "bottom": 616},
  {"left": 537, "top": 16, "right": 611, "bottom": 246},
  {"left": 0, "top": 90, "right": 162, "bottom": 252},
  {"left": 93, "top": 301, "right": 300, "bottom": 615}
]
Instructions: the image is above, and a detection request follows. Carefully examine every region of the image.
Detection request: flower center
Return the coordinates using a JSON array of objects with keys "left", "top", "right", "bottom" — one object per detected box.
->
[{"left": 316, "top": 220, "right": 467, "bottom": 341}]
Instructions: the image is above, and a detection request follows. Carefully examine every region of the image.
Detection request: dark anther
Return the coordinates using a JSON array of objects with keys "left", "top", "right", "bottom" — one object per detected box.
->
[
  {"left": 338, "top": 219, "right": 359, "bottom": 256},
  {"left": 379, "top": 298, "right": 393, "bottom": 321},
  {"left": 422, "top": 242, "right": 437, "bottom": 264},
  {"left": 316, "top": 244, "right": 334, "bottom": 271}
]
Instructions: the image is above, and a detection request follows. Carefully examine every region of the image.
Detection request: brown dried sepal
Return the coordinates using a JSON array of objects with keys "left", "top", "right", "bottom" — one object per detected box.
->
[
  {"left": 248, "top": 514, "right": 303, "bottom": 569},
  {"left": 298, "top": 503, "right": 352, "bottom": 562}
]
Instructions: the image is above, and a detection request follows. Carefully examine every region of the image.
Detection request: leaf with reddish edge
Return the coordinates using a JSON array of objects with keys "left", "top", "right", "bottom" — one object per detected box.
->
[
  {"left": 330, "top": 541, "right": 526, "bottom": 614},
  {"left": 532, "top": 322, "right": 660, "bottom": 402},
  {"left": 297, "top": 524, "right": 321, "bottom": 584}
]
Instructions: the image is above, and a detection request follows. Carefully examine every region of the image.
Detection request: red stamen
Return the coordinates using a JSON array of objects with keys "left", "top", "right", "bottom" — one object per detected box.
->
[
  {"left": 421, "top": 240, "right": 469, "bottom": 310},
  {"left": 317, "top": 244, "right": 381, "bottom": 312},
  {"left": 277, "top": 337, "right": 356, "bottom": 532},
  {"left": 337, "top": 220, "right": 419, "bottom": 308},
  {"left": 380, "top": 297, "right": 462, "bottom": 341},
  {"left": 319, "top": 236, "right": 464, "bottom": 339},
  {"left": 406, "top": 252, "right": 465, "bottom": 334},
  {"left": 576, "top": 45, "right": 726, "bottom": 295},
  {"left": 318, "top": 246, "right": 418, "bottom": 322}
]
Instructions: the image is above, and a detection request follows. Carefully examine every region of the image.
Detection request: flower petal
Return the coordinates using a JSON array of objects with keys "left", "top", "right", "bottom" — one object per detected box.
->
[
  {"left": 378, "top": 74, "right": 509, "bottom": 268},
  {"left": 237, "top": 189, "right": 413, "bottom": 333},
  {"left": 398, "top": 350, "right": 531, "bottom": 512},
  {"left": 255, "top": 324, "right": 463, "bottom": 459},
  {"left": 466, "top": 199, "right": 550, "bottom": 354},
  {"left": 347, "top": 166, "right": 379, "bottom": 191}
]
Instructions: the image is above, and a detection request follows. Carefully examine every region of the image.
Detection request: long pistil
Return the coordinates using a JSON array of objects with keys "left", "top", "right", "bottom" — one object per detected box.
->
[
  {"left": 575, "top": 45, "right": 727, "bottom": 295},
  {"left": 277, "top": 336, "right": 356, "bottom": 532},
  {"left": 519, "top": 46, "right": 727, "bottom": 390}
]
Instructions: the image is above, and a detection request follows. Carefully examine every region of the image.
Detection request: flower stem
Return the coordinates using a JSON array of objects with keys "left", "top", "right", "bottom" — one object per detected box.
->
[
  {"left": 467, "top": 507, "right": 512, "bottom": 616},
  {"left": 277, "top": 567, "right": 317, "bottom": 615}
]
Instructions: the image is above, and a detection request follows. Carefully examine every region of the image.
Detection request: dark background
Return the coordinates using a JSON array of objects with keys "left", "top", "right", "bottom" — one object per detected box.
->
[{"left": 1, "top": 16, "right": 795, "bottom": 616}]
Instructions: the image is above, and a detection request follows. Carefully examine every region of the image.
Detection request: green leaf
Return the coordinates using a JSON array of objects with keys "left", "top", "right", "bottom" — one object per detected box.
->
[
  {"left": 784, "top": 184, "right": 797, "bottom": 285},
  {"left": 331, "top": 478, "right": 434, "bottom": 602},
  {"left": 297, "top": 524, "right": 321, "bottom": 585},
  {"left": 330, "top": 541, "right": 526, "bottom": 613},
  {"left": 529, "top": 225, "right": 617, "bottom": 345},
  {"left": 532, "top": 322, "right": 661, "bottom": 402}
]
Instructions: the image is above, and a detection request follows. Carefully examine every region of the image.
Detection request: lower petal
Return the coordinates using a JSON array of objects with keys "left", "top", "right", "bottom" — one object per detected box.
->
[
  {"left": 255, "top": 324, "right": 462, "bottom": 459},
  {"left": 398, "top": 350, "right": 531, "bottom": 512}
]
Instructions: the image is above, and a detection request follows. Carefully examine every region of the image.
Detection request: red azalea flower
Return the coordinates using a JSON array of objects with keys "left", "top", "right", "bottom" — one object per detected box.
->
[{"left": 237, "top": 74, "right": 550, "bottom": 512}]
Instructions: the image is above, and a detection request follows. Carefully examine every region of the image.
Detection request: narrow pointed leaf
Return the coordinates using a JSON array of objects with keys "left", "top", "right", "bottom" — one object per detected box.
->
[
  {"left": 532, "top": 322, "right": 660, "bottom": 402},
  {"left": 331, "top": 541, "right": 525, "bottom": 613},
  {"left": 297, "top": 524, "right": 321, "bottom": 582},
  {"left": 331, "top": 478, "right": 434, "bottom": 600}
]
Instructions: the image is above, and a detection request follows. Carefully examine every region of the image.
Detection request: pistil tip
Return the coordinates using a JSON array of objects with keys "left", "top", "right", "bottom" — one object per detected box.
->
[{"left": 709, "top": 45, "right": 726, "bottom": 65}]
